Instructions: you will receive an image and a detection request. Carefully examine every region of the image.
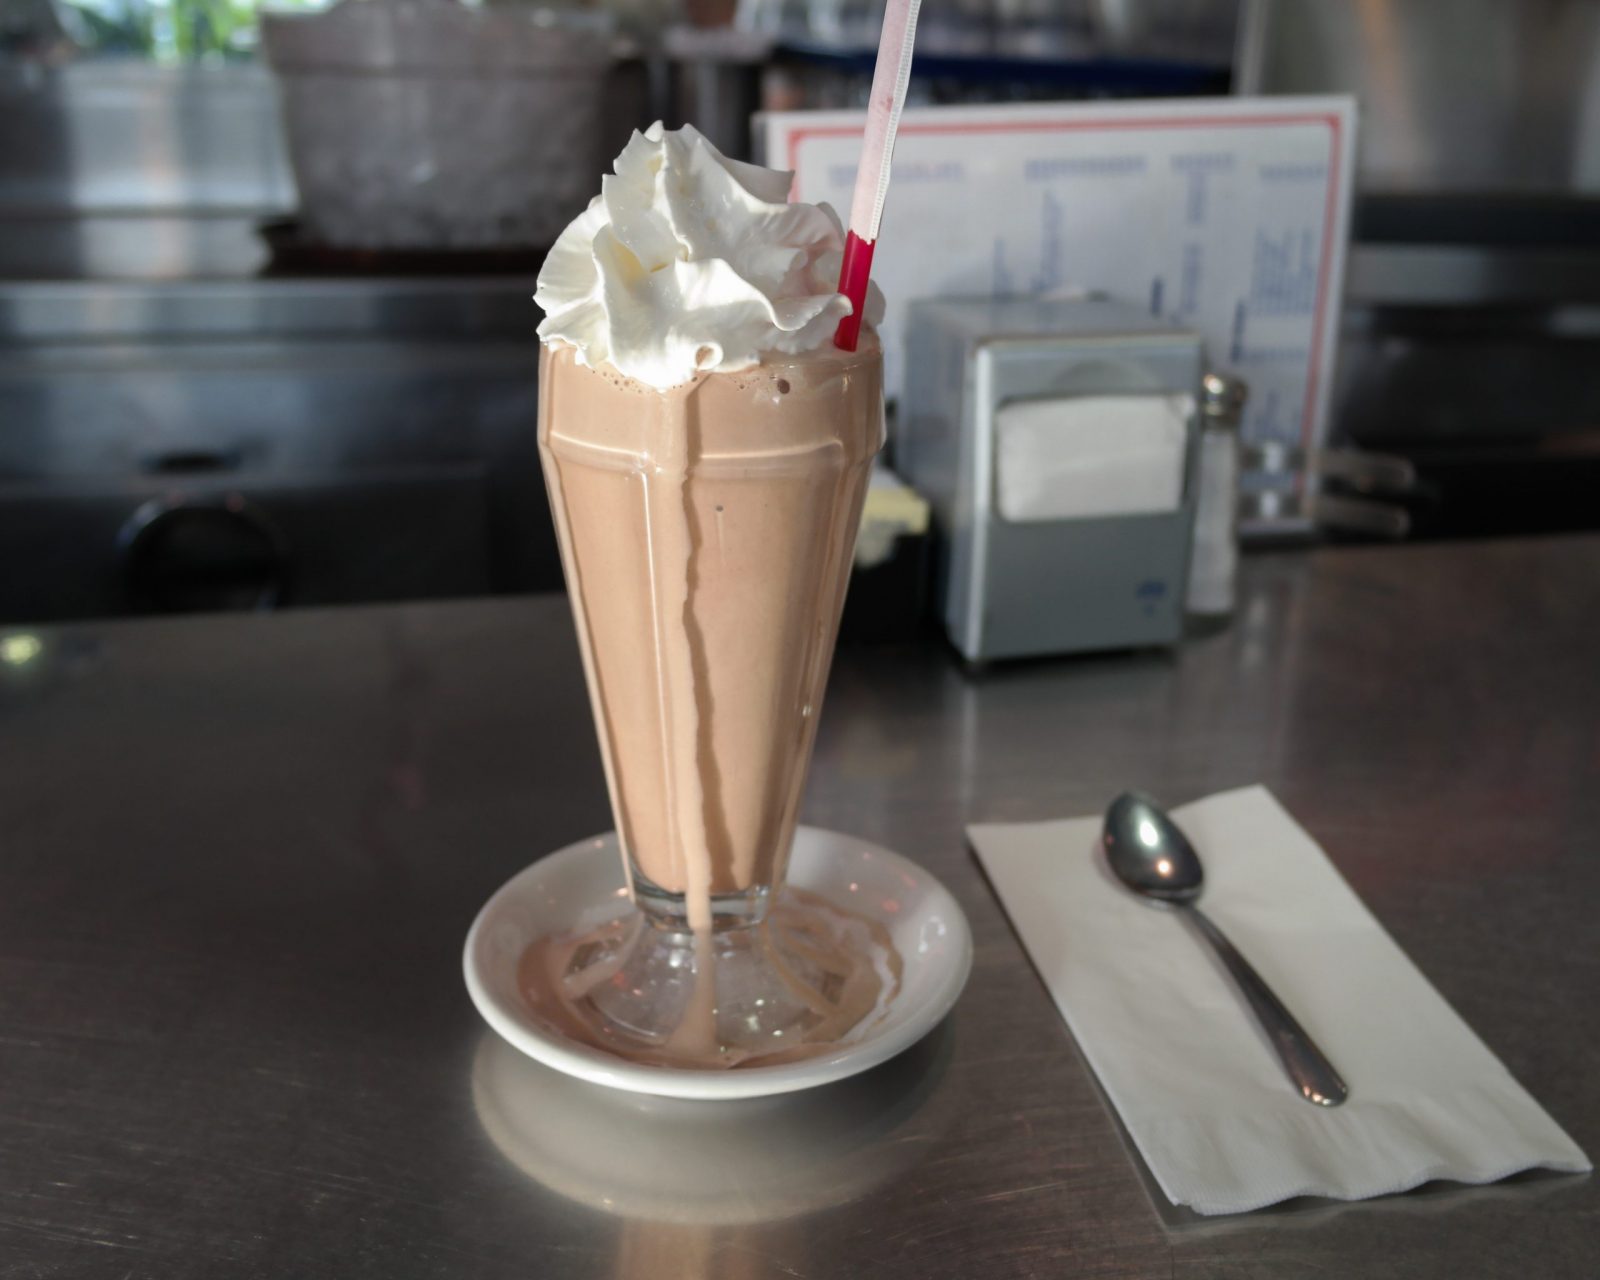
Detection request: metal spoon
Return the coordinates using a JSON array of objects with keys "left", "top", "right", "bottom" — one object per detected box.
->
[{"left": 1101, "top": 791, "right": 1348, "bottom": 1107}]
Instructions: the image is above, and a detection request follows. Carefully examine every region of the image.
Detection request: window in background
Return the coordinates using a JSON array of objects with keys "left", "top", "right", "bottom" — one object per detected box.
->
[{"left": 52, "top": 0, "right": 332, "bottom": 61}]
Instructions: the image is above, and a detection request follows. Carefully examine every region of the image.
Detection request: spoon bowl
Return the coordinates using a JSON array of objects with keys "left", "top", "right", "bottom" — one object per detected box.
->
[{"left": 1101, "top": 791, "right": 1204, "bottom": 904}]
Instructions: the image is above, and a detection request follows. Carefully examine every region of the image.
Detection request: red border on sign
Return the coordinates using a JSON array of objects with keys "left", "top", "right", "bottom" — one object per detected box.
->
[{"left": 786, "top": 113, "right": 1345, "bottom": 452}]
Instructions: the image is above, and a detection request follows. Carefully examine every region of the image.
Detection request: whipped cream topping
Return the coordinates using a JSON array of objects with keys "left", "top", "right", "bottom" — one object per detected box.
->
[{"left": 535, "top": 122, "right": 884, "bottom": 389}]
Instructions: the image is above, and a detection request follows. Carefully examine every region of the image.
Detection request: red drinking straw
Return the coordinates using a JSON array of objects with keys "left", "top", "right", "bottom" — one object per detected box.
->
[{"left": 833, "top": 0, "right": 924, "bottom": 352}]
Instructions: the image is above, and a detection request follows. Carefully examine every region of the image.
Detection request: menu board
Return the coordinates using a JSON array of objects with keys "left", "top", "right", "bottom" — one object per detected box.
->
[{"left": 759, "top": 96, "right": 1357, "bottom": 460}]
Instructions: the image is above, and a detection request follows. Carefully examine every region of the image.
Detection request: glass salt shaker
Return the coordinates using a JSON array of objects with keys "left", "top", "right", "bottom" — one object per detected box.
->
[{"left": 1186, "top": 372, "right": 1249, "bottom": 619}]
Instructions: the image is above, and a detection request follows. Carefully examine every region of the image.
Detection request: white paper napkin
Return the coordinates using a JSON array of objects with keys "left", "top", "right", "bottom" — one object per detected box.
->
[
  {"left": 993, "top": 393, "right": 1193, "bottom": 523},
  {"left": 968, "top": 785, "right": 1591, "bottom": 1215}
]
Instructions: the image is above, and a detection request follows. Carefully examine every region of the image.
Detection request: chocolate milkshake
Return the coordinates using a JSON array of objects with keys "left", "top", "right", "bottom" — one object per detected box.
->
[
  {"left": 539, "top": 340, "right": 882, "bottom": 930},
  {"left": 529, "top": 122, "right": 895, "bottom": 1066}
]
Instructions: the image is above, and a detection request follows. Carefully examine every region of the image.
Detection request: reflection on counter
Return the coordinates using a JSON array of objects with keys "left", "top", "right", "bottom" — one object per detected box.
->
[{"left": 470, "top": 1023, "right": 949, "bottom": 1226}]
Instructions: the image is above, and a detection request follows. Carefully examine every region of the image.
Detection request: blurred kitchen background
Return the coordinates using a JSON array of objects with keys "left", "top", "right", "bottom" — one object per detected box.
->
[{"left": 3, "top": 0, "right": 1599, "bottom": 629}]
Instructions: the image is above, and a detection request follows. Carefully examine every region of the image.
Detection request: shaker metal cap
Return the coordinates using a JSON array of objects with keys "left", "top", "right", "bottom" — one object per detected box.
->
[{"left": 1201, "top": 372, "right": 1248, "bottom": 427}]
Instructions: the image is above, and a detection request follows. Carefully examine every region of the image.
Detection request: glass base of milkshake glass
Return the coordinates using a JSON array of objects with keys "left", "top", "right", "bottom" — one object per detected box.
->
[
  {"left": 534, "top": 339, "right": 891, "bottom": 1068},
  {"left": 552, "top": 881, "right": 893, "bottom": 1065}
]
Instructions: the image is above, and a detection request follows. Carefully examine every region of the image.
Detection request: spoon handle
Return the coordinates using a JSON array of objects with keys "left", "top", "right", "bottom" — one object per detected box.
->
[{"left": 1186, "top": 907, "right": 1349, "bottom": 1107}]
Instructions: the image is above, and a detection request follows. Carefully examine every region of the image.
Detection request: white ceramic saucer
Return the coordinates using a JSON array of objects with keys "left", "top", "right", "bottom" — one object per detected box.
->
[{"left": 463, "top": 826, "right": 972, "bottom": 1100}]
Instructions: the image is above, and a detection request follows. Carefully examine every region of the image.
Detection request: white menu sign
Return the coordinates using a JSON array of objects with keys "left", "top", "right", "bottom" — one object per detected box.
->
[{"left": 759, "top": 96, "right": 1357, "bottom": 458}]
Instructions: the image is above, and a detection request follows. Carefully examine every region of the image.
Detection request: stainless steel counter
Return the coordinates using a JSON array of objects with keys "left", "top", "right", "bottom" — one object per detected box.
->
[
  {"left": 0, "top": 64, "right": 294, "bottom": 280},
  {"left": 0, "top": 277, "right": 556, "bottom": 619},
  {"left": 0, "top": 277, "right": 541, "bottom": 344},
  {"left": 3, "top": 538, "right": 1597, "bottom": 1277}
]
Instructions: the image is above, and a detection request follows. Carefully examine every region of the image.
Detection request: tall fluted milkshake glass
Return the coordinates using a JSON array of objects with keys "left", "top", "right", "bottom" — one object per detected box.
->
[{"left": 527, "top": 123, "right": 894, "bottom": 1067}]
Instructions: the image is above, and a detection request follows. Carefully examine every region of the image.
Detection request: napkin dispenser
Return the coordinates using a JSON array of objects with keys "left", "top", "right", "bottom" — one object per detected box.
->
[{"left": 900, "top": 297, "right": 1203, "bottom": 662}]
